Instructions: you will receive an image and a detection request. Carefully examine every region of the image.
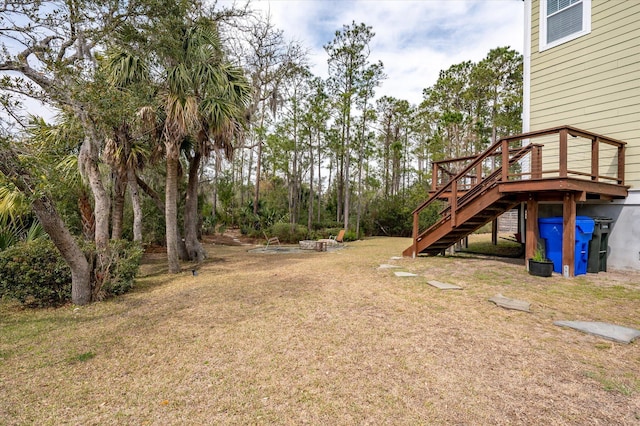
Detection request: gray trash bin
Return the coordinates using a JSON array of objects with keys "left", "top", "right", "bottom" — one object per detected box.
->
[{"left": 587, "top": 217, "right": 613, "bottom": 273}]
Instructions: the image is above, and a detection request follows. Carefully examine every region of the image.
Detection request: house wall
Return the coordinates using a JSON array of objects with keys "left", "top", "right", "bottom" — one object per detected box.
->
[
  {"left": 528, "top": 0, "right": 640, "bottom": 271},
  {"left": 530, "top": 0, "right": 640, "bottom": 188}
]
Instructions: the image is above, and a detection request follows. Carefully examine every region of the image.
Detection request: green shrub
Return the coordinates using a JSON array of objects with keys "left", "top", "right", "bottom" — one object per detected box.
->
[
  {"left": 269, "top": 222, "right": 309, "bottom": 243},
  {"left": 343, "top": 230, "right": 358, "bottom": 242},
  {"left": 96, "top": 239, "right": 144, "bottom": 298},
  {"left": 0, "top": 239, "right": 71, "bottom": 307},
  {"left": 0, "top": 239, "right": 143, "bottom": 307}
]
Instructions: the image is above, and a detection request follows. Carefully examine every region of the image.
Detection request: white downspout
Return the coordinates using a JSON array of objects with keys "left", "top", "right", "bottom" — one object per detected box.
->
[{"left": 521, "top": 0, "right": 533, "bottom": 245}]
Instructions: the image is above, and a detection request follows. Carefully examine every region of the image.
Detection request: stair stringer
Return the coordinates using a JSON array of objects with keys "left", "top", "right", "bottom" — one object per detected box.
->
[{"left": 403, "top": 186, "right": 518, "bottom": 257}]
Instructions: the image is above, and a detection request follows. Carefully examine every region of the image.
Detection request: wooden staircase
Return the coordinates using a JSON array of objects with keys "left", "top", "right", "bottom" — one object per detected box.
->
[
  {"left": 403, "top": 141, "right": 532, "bottom": 257},
  {"left": 403, "top": 126, "right": 628, "bottom": 259},
  {"left": 402, "top": 126, "right": 629, "bottom": 279}
]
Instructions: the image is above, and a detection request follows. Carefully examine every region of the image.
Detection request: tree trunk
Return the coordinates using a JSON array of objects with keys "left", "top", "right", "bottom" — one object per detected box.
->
[
  {"left": 77, "top": 117, "right": 111, "bottom": 293},
  {"left": 78, "top": 189, "right": 95, "bottom": 241},
  {"left": 0, "top": 147, "right": 92, "bottom": 305},
  {"left": 165, "top": 144, "right": 181, "bottom": 273},
  {"left": 110, "top": 124, "right": 132, "bottom": 240},
  {"left": 343, "top": 114, "right": 351, "bottom": 231},
  {"left": 76, "top": 113, "right": 110, "bottom": 252},
  {"left": 253, "top": 138, "right": 263, "bottom": 215},
  {"left": 128, "top": 168, "right": 143, "bottom": 242},
  {"left": 137, "top": 174, "right": 189, "bottom": 260},
  {"left": 111, "top": 168, "right": 127, "bottom": 240},
  {"left": 317, "top": 134, "right": 322, "bottom": 223},
  {"left": 212, "top": 152, "right": 220, "bottom": 217},
  {"left": 184, "top": 152, "right": 206, "bottom": 262},
  {"left": 33, "top": 198, "right": 93, "bottom": 305},
  {"left": 307, "top": 133, "right": 314, "bottom": 232}
]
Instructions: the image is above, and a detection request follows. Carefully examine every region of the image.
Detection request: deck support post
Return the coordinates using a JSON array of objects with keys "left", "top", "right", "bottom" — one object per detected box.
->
[
  {"left": 491, "top": 219, "right": 498, "bottom": 245},
  {"left": 525, "top": 198, "right": 539, "bottom": 269},
  {"left": 562, "top": 192, "right": 576, "bottom": 277}
]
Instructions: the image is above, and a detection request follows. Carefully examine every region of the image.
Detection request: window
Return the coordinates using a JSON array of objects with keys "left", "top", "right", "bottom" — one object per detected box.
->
[{"left": 540, "top": 0, "right": 591, "bottom": 51}]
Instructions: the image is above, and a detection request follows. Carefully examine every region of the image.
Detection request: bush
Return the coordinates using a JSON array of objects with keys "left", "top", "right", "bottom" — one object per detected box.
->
[
  {"left": 343, "top": 230, "right": 358, "bottom": 242},
  {"left": 366, "top": 193, "right": 442, "bottom": 237},
  {"left": 0, "top": 238, "right": 143, "bottom": 307},
  {"left": 0, "top": 239, "right": 71, "bottom": 307},
  {"left": 269, "top": 222, "right": 309, "bottom": 243},
  {"left": 95, "top": 239, "right": 144, "bottom": 298}
]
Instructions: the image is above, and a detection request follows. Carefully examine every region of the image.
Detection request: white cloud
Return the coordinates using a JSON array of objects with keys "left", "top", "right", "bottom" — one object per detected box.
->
[{"left": 222, "top": 0, "right": 525, "bottom": 104}]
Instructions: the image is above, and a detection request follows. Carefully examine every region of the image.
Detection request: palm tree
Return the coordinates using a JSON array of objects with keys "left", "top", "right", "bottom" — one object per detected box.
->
[
  {"left": 106, "top": 16, "right": 251, "bottom": 271},
  {"left": 162, "top": 19, "right": 251, "bottom": 268}
]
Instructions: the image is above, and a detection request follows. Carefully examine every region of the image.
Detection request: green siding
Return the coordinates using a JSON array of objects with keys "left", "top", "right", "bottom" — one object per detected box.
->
[{"left": 530, "top": 0, "right": 640, "bottom": 188}]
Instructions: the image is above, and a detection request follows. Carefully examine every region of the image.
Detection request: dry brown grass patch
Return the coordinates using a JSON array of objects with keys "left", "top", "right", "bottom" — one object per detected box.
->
[{"left": 1, "top": 236, "right": 639, "bottom": 424}]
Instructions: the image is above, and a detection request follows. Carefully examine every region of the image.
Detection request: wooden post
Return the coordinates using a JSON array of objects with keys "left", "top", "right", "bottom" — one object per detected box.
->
[
  {"left": 475, "top": 163, "right": 483, "bottom": 186},
  {"left": 559, "top": 128, "right": 568, "bottom": 178},
  {"left": 531, "top": 144, "right": 542, "bottom": 179},
  {"left": 450, "top": 179, "right": 457, "bottom": 227},
  {"left": 412, "top": 212, "right": 419, "bottom": 258},
  {"left": 501, "top": 140, "right": 509, "bottom": 182},
  {"left": 525, "top": 198, "right": 539, "bottom": 269},
  {"left": 432, "top": 162, "right": 438, "bottom": 191},
  {"left": 618, "top": 145, "right": 625, "bottom": 185},
  {"left": 562, "top": 192, "right": 576, "bottom": 277},
  {"left": 491, "top": 219, "right": 498, "bottom": 245},
  {"left": 591, "top": 137, "right": 599, "bottom": 181}
]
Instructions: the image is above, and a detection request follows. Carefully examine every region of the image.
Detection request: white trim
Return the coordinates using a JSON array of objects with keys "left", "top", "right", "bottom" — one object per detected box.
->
[
  {"left": 523, "top": 0, "right": 532, "bottom": 134},
  {"left": 539, "top": 0, "right": 591, "bottom": 52}
]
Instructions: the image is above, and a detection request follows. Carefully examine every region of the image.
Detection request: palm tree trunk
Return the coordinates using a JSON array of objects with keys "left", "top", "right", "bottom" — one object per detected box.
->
[
  {"left": 111, "top": 168, "right": 127, "bottom": 240},
  {"left": 165, "top": 145, "right": 181, "bottom": 273},
  {"left": 184, "top": 152, "right": 206, "bottom": 262},
  {"left": 128, "top": 168, "right": 143, "bottom": 242},
  {"left": 136, "top": 174, "right": 188, "bottom": 259}
]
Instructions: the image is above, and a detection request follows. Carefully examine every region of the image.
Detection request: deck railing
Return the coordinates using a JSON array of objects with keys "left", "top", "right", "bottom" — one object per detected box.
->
[{"left": 411, "top": 126, "right": 626, "bottom": 256}]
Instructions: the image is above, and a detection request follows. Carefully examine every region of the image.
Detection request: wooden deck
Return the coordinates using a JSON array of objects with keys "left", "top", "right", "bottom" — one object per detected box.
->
[{"left": 404, "top": 126, "right": 628, "bottom": 277}]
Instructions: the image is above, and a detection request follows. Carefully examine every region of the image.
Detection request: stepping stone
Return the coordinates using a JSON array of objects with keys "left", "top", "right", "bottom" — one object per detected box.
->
[
  {"left": 489, "top": 294, "right": 531, "bottom": 312},
  {"left": 427, "top": 280, "right": 463, "bottom": 290},
  {"left": 553, "top": 321, "right": 640, "bottom": 344},
  {"left": 394, "top": 271, "right": 418, "bottom": 277},
  {"left": 379, "top": 264, "right": 400, "bottom": 269}
]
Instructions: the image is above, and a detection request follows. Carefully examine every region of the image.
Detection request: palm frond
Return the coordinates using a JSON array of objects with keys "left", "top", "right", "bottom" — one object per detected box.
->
[
  {"left": 24, "top": 221, "right": 45, "bottom": 242},
  {"left": 54, "top": 154, "right": 81, "bottom": 187},
  {"left": 164, "top": 94, "right": 199, "bottom": 142},
  {"left": 0, "top": 182, "right": 29, "bottom": 225},
  {"left": 106, "top": 50, "right": 150, "bottom": 89}
]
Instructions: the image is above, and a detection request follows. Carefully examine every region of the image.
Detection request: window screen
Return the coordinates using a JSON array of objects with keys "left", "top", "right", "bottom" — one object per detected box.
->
[{"left": 546, "top": 0, "right": 584, "bottom": 44}]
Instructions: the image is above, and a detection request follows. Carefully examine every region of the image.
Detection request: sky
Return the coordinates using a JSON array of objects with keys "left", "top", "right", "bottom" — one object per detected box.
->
[{"left": 236, "top": 0, "right": 525, "bottom": 105}]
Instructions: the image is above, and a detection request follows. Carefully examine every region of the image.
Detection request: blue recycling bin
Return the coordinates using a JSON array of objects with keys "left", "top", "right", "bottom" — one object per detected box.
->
[{"left": 538, "top": 216, "right": 595, "bottom": 276}]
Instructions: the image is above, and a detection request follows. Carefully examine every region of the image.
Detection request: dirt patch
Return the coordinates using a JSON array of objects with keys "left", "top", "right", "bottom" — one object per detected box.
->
[{"left": 1, "top": 236, "right": 639, "bottom": 424}]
